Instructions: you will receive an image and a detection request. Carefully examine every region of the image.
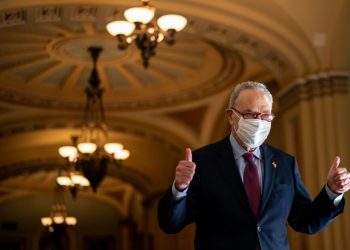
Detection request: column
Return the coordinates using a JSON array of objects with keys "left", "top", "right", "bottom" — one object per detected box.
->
[
  {"left": 277, "top": 72, "right": 350, "bottom": 250},
  {"left": 119, "top": 218, "right": 132, "bottom": 250},
  {"left": 142, "top": 197, "right": 152, "bottom": 250}
]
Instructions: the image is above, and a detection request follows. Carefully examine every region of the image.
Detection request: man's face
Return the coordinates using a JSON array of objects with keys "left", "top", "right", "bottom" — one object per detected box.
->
[{"left": 227, "top": 89, "right": 272, "bottom": 140}]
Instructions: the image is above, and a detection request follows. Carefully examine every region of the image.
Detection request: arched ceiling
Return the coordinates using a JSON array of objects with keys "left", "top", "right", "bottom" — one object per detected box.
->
[
  {"left": 0, "top": 170, "right": 139, "bottom": 218},
  {"left": 0, "top": 22, "right": 237, "bottom": 110},
  {"left": 0, "top": 0, "right": 348, "bottom": 211}
]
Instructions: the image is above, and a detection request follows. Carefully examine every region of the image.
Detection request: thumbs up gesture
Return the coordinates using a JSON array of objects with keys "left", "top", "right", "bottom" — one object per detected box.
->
[
  {"left": 174, "top": 148, "right": 196, "bottom": 191},
  {"left": 327, "top": 156, "right": 350, "bottom": 194}
]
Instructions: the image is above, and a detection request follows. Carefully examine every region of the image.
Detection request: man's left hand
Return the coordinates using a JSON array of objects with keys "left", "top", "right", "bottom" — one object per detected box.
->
[{"left": 327, "top": 156, "right": 350, "bottom": 194}]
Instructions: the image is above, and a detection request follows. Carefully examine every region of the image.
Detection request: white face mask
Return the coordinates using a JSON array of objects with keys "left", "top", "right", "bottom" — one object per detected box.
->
[{"left": 236, "top": 117, "right": 271, "bottom": 148}]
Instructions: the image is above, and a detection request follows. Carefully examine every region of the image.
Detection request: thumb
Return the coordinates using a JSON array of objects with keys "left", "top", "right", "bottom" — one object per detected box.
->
[
  {"left": 331, "top": 156, "right": 341, "bottom": 170},
  {"left": 185, "top": 147, "right": 192, "bottom": 162}
]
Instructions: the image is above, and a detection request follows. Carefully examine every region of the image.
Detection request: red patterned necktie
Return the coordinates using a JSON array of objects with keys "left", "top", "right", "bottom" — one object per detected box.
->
[{"left": 243, "top": 152, "right": 261, "bottom": 218}]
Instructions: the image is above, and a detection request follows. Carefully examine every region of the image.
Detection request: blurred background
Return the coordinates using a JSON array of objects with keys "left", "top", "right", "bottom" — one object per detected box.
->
[{"left": 0, "top": 0, "right": 349, "bottom": 249}]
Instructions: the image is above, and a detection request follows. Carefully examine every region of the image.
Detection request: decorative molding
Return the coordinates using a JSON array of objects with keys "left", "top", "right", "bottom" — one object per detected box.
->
[
  {"left": 0, "top": 118, "right": 183, "bottom": 156},
  {"left": 0, "top": 4, "right": 292, "bottom": 114},
  {"left": 71, "top": 6, "right": 98, "bottom": 22},
  {"left": 0, "top": 3, "right": 293, "bottom": 80},
  {"left": 0, "top": 158, "right": 64, "bottom": 181},
  {"left": 0, "top": 158, "right": 154, "bottom": 195},
  {"left": 277, "top": 73, "right": 349, "bottom": 111},
  {"left": 35, "top": 6, "right": 63, "bottom": 23},
  {"left": 0, "top": 119, "right": 80, "bottom": 138},
  {"left": 0, "top": 44, "right": 242, "bottom": 111},
  {"left": 0, "top": 9, "right": 26, "bottom": 27},
  {"left": 0, "top": 89, "right": 82, "bottom": 110},
  {"left": 185, "top": 16, "right": 294, "bottom": 80}
]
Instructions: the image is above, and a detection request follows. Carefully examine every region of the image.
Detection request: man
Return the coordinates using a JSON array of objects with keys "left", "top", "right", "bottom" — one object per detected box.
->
[{"left": 158, "top": 81, "right": 350, "bottom": 250}]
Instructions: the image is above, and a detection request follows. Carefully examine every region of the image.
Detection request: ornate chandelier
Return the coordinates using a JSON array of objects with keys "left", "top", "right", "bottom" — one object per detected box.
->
[
  {"left": 41, "top": 189, "right": 77, "bottom": 234},
  {"left": 106, "top": 0, "right": 187, "bottom": 68},
  {"left": 57, "top": 46, "right": 130, "bottom": 193}
]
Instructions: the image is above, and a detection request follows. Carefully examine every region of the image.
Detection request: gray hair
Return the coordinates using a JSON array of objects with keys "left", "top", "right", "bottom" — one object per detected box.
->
[{"left": 228, "top": 81, "right": 273, "bottom": 108}]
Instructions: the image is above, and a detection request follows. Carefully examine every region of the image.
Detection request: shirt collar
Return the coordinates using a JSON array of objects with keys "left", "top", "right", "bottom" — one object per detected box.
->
[{"left": 229, "top": 133, "right": 261, "bottom": 160}]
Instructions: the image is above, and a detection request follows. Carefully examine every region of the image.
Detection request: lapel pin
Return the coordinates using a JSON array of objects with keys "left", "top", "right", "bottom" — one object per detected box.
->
[{"left": 272, "top": 162, "right": 277, "bottom": 168}]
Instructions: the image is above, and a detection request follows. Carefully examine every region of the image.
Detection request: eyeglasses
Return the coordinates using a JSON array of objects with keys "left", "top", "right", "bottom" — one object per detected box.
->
[{"left": 230, "top": 107, "right": 275, "bottom": 122}]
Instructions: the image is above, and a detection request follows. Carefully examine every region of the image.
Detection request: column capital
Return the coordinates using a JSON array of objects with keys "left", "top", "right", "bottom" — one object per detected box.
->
[{"left": 277, "top": 72, "right": 349, "bottom": 112}]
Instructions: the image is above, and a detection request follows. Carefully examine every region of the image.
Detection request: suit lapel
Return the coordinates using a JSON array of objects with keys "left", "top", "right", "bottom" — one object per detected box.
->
[
  {"left": 216, "top": 137, "right": 254, "bottom": 219},
  {"left": 260, "top": 144, "right": 277, "bottom": 215}
]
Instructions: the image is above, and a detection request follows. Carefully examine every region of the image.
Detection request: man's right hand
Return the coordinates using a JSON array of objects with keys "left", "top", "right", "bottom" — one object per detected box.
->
[{"left": 174, "top": 148, "right": 196, "bottom": 191}]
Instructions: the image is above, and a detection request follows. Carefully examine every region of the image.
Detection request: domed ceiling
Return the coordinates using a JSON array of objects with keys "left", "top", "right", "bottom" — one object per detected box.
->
[{"left": 0, "top": 21, "right": 238, "bottom": 110}]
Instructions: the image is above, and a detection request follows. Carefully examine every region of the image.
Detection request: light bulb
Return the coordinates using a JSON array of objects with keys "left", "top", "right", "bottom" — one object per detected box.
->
[
  {"left": 65, "top": 217, "right": 77, "bottom": 226},
  {"left": 106, "top": 21, "right": 135, "bottom": 36},
  {"left": 56, "top": 176, "right": 73, "bottom": 186},
  {"left": 104, "top": 143, "right": 123, "bottom": 154},
  {"left": 157, "top": 33, "right": 164, "bottom": 42},
  {"left": 41, "top": 217, "right": 52, "bottom": 226},
  {"left": 157, "top": 14, "right": 187, "bottom": 32},
  {"left": 53, "top": 215, "right": 64, "bottom": 224},
  {"left": 77, "top": 142, "right": 97, "bottom": 154},
  {"left": 71, "top": 172, "right": 90, "bottom": 186},
  {"left": 114, "top": 149, "right": 130, "bottom": 160},
  {"left": 124, "top": 6, "right": 155, "bottom": 24},
  {"left": 79, "top": 177, "right": 90, "bottom": 187},
  {"left": 58, "top": 146, "right": 77, "bottom": 161}
]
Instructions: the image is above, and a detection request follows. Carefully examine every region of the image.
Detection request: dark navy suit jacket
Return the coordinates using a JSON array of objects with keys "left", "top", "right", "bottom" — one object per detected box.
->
[{"left": 158, "top": 136, "right": 345, "bottom": 250}]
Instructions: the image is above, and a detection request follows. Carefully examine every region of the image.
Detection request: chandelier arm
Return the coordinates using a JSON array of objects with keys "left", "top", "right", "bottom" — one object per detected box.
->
[
  {"left": 164, "top": 29, "right": 177, "bottom": 46},
  {"left": 116, "top": 34, "right": 130, "bottom": 50},
  {"left": 105, "top": 0, "right": 187, "bottom": 68}
]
